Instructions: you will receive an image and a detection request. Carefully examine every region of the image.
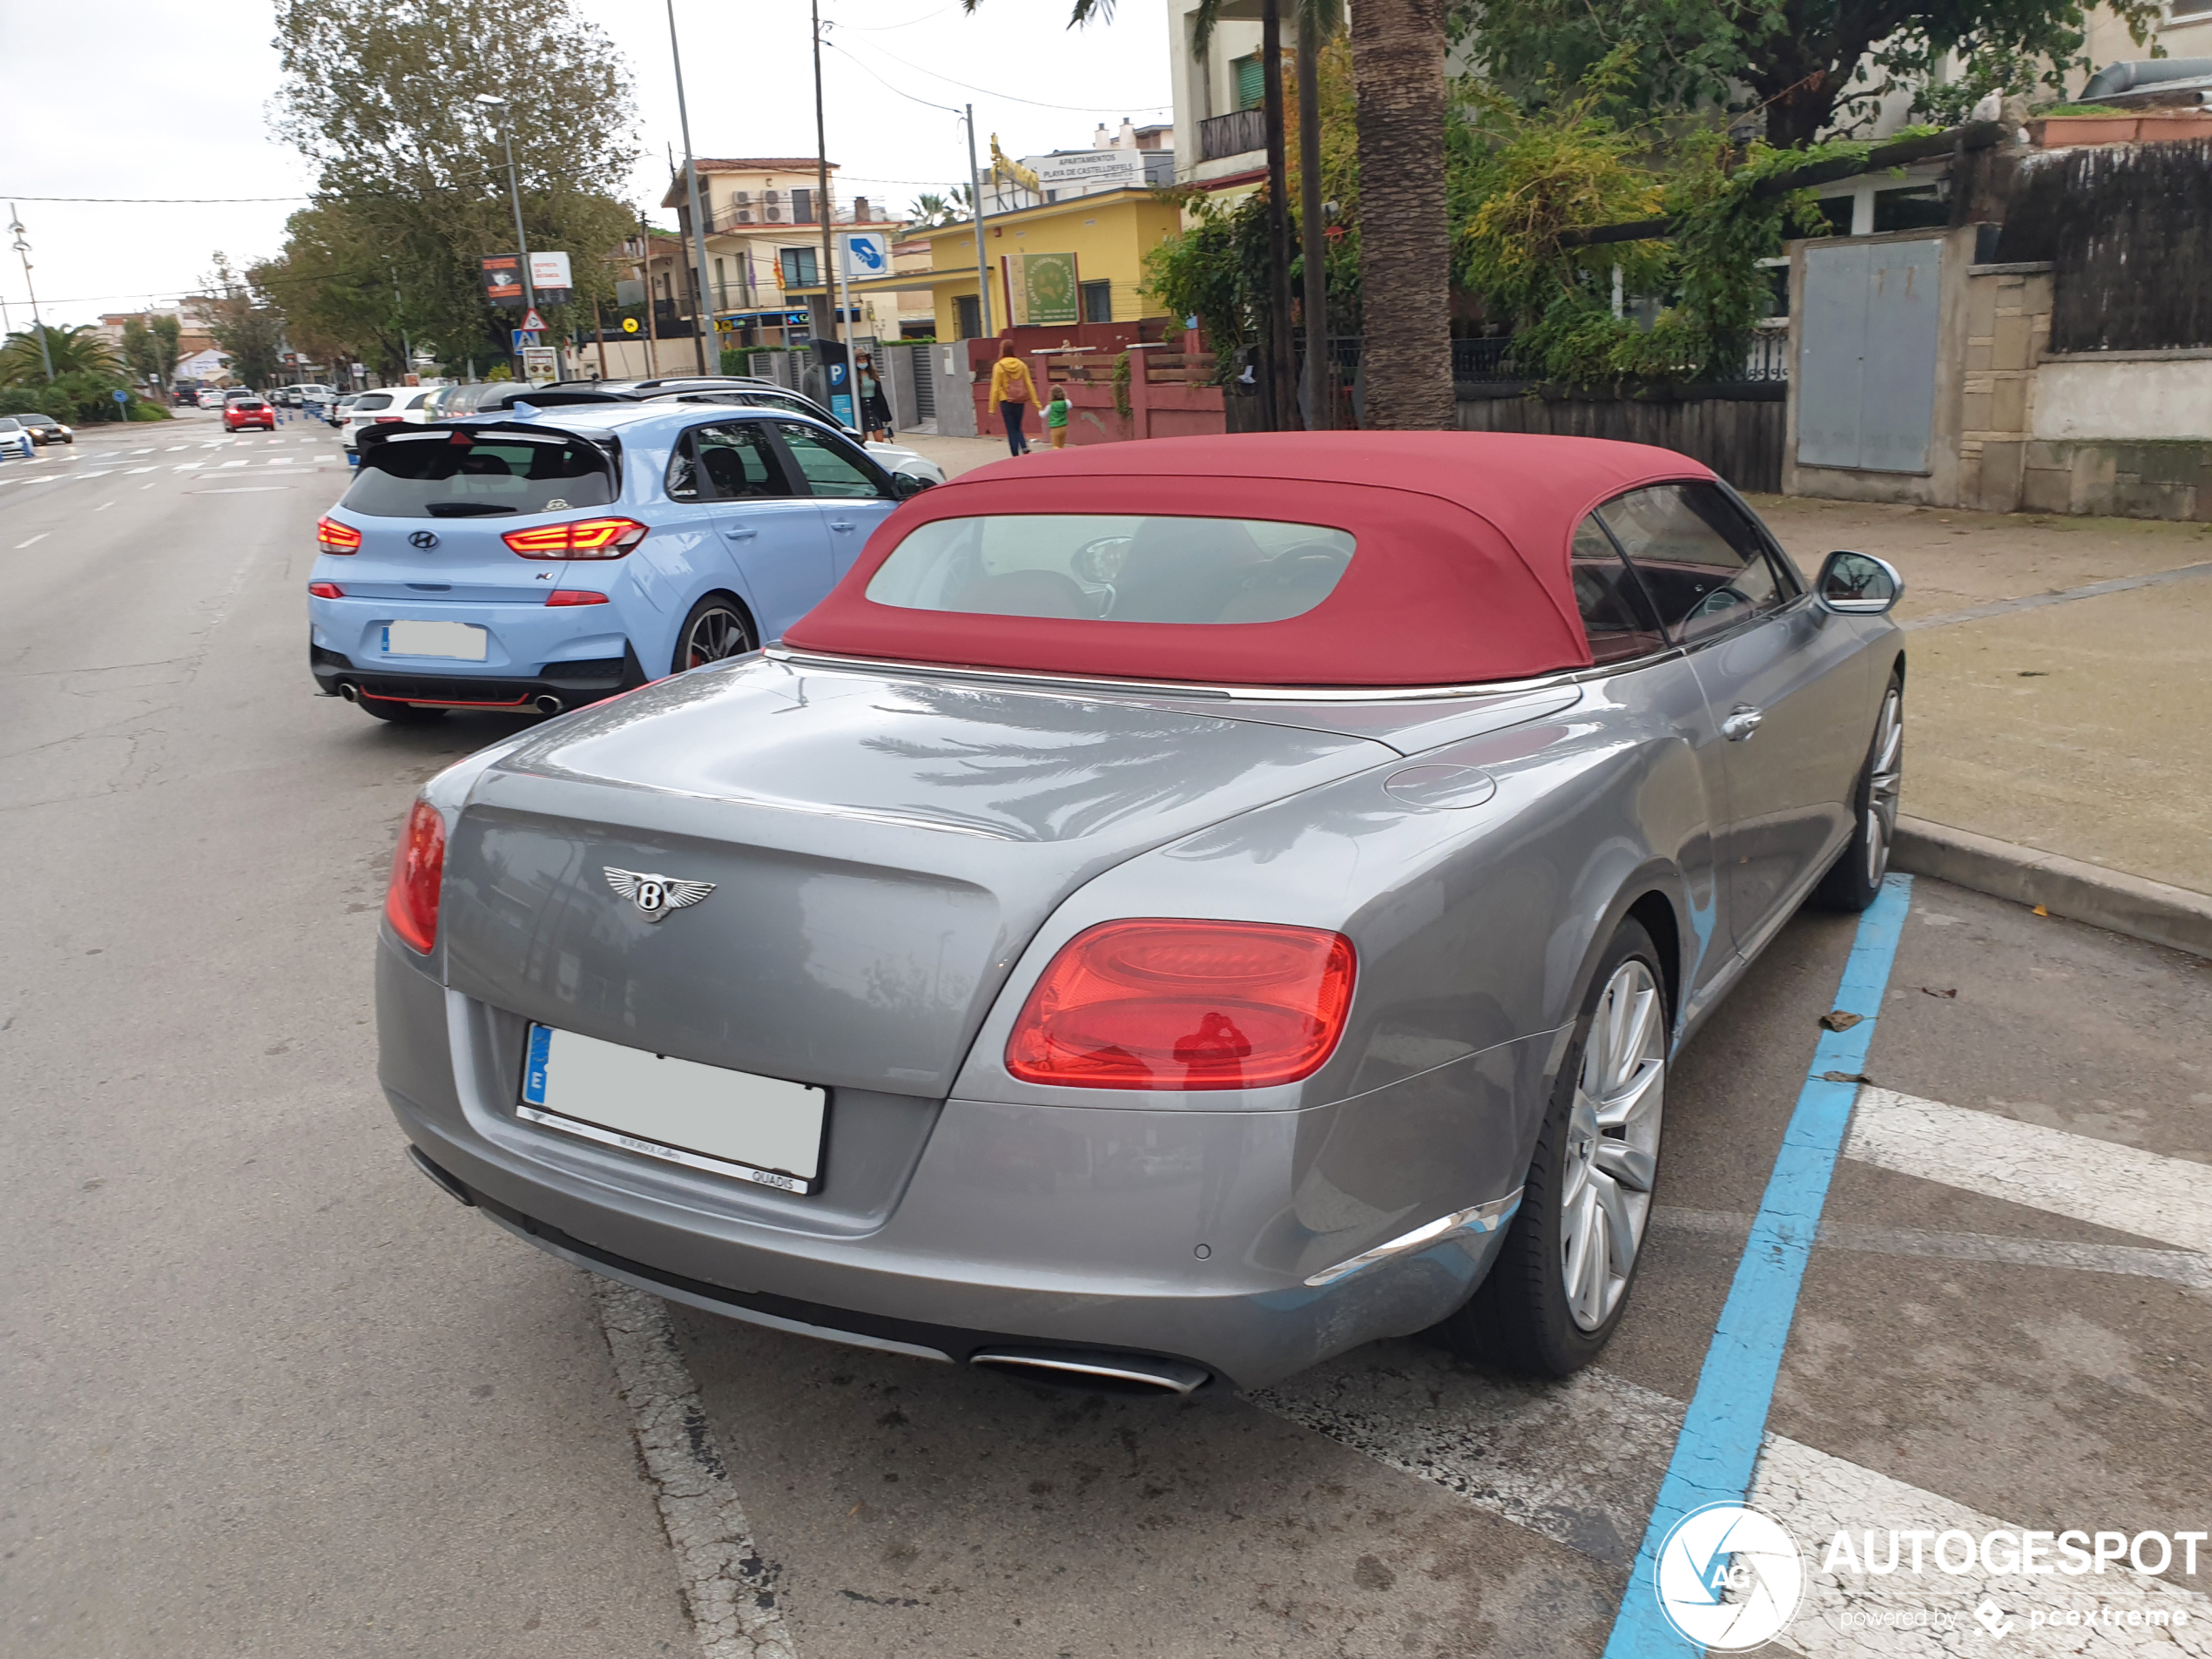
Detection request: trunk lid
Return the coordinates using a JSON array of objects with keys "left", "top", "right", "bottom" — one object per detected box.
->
[{"left": 439, "top": 658, "right": 1396, "bottom": 1096}]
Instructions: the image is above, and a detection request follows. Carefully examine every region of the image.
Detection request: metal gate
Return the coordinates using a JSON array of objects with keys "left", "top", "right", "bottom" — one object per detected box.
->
[{"left": 1797, "top": 237, "right": 1942, "bottom": 473}]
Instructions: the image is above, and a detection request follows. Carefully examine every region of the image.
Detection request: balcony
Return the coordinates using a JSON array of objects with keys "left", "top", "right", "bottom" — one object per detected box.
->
[{"left": 1198, "top": 108, "right": 1266, "bottom": 164}]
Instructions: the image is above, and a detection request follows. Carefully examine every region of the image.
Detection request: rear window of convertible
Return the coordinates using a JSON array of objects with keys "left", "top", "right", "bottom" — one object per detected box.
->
[
  {"left": 341, "top": 430, "right": 616, "bottom": 518},
  {"left": 863, "top": 514, "right": 1356, "bottom": 624}
]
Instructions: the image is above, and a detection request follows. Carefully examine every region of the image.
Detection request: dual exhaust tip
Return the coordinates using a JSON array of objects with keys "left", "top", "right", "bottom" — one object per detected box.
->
[{"left": 335, "top": 681, "right": 565, "bottom": 716}]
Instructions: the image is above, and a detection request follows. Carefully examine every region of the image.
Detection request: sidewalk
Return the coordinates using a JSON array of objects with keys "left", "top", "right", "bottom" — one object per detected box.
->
[{"left": 1746, "top": 495, "right": 2212, "bottom": 900}]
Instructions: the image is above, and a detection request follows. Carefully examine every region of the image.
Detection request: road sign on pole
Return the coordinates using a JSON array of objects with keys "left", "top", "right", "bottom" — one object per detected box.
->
[
  {"left": 521, "top": 346, "right": 558, "bottom": 386},
  {"left": 519, "top": 307, "right": 547, "bottom": 334},
  {"left": 511, "top": 329, "right": 542, "bottom": 349}
]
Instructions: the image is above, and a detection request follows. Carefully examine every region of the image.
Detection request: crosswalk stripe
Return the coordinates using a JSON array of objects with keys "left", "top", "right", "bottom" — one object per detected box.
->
[{"left": 1845, "top": 1089, "right": 2212, "bottom": 1256}]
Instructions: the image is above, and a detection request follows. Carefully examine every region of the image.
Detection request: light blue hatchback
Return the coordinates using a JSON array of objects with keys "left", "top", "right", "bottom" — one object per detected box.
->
[{"left": 307, "top": 401, "right": 924, "bottom": 722}]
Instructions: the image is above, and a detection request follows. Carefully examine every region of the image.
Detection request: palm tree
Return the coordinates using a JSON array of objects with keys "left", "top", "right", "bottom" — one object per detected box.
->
[
  {"left": 905, "top": 185, "right": 974, "bottom": 230},
  {"left": 0, "top": 323, "right": 124, "bottom": 387},
  {"left": 969, "top": 0, "right": 1445, "bottom": 429}
]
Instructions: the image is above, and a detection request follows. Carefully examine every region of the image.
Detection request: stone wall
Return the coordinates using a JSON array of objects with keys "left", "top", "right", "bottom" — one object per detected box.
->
[{"left": 1957, "top": 261, "right": 2054, "bottom": 512}]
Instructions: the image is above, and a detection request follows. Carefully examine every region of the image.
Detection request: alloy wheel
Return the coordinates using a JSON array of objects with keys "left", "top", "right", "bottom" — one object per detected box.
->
[
  {"left": 1865, "top": 685, "right": 1904, "bottom": 887},
  {"left": 682, "top": 605, "right": 751, "bottom": 670},
  {"left": 1559, "top": 960, "right": 1666, "bottom": 1332}
]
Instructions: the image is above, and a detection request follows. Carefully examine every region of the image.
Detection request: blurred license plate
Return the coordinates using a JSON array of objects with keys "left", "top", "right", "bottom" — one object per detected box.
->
[
  {"left": 383, "top": 620, "right": 487, "bottom": 660},
  {"left": 518, "top": 1025, "right": 825, "bottom": 1193}
]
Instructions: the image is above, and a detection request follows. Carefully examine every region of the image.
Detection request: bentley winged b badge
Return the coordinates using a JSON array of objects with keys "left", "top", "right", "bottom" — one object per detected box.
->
[{"left": 604, "top": 867, "right": 716, "bottom": 922}]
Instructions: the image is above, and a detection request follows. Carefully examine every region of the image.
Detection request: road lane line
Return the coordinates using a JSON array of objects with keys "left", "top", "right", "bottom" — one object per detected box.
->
[
  {"left": 219, "top": 460, "right": 250, "bottom": 469},
  {"left": 94, "top": 502, "right": 116, "bottom": 512},
  {"left": 591, "top": 1280, "right": 796, "bottom": 1659},
  {"left": 125, "top": 466, "right": 156, "bottom": 474},
  {"left": 1257, "top": 1356, "right": 2212, "bottom": 1653},
  {"left": 268, "top": 457, "right": 294, "bottom": 465},
  {"left": 15, "top": 533, "right": 49, "bottom": 548},
  {"left": 1606, "top": 874, "right": 1915, "bottom": 1657},
  {"left": 1845, "top": 1089, "right": 2212, "bottom": 1256},
  {"left": 1653, "top": 1206, "right": 2212, "bottom": 1291},
  {"left": 173, "top": 463, "right": 202, "bottom": 470},
  {"left": 165, "top": 444, "right": 187, "bottom": 451}
]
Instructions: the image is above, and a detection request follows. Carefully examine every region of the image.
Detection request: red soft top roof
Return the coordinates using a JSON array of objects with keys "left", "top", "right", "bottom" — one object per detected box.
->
[{"left": 785, "top": 432, "right": 1713, "bottom": 687}]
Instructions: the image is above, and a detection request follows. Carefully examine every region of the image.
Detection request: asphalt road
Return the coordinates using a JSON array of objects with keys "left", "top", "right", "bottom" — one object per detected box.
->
[{"left": 4, "top": 410, "right": 2208, "bottom": 1658}]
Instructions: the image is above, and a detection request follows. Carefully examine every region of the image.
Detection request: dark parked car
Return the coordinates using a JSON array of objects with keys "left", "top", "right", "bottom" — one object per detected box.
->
[
  {"left": 377, "top": 432, "right": 1907, "bottom": 1394},
  {"left": 17, "top": 413, "right": 72, "bottom": 445}
]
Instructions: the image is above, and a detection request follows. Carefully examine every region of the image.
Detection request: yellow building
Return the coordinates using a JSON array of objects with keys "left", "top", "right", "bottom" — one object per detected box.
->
[{"left": 789, "top": 186, "right": 1186, "bottom": 340}]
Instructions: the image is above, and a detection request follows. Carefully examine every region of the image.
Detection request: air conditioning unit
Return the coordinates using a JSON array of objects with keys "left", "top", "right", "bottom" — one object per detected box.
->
[
  {"left": 736, "top": 209, "right": 752, "bottom": 224},
  {"left": 765, "top": 189, "right": 782, "bottom": 204},
  {"left": 732, "top": 190, "right": 752, "bottom": 204},
  {"left": 765, "top": 206, "right": 784, "bottom": 222}
]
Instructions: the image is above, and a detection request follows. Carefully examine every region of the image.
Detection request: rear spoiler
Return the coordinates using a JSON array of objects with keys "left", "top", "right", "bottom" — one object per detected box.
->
[{"left": 354, "top": 419, "right": 627, "bottom": 492}]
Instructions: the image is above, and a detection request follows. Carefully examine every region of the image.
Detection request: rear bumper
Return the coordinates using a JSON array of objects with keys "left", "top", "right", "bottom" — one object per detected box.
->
[
  {"left": 378, "top": 938, "right": 1527, "bottom": 1391},
  {"left": 313, "top": 643, "right": 638, "bottom": 709}
]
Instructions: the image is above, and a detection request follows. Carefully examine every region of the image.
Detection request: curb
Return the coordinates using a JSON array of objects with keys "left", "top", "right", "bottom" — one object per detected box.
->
[{"left": 1892, "top": 816, "right": 2212, "bottom": 960}]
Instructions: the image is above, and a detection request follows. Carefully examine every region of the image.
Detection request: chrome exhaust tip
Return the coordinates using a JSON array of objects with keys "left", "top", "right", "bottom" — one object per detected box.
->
[
  {"left": 533, "top": 694, "right": 564, "bottom": 716},
  {"left": 968, "top": 1348, "right": 1211, "bottom": 1395},
  {"left": 337, "top": 681, "right": 361, "bottom": 703}
]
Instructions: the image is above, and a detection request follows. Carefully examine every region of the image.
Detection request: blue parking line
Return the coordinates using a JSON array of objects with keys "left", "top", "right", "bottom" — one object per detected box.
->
[{"left": 1603, "top": 873, "right": 1914, "bottom": 1656}]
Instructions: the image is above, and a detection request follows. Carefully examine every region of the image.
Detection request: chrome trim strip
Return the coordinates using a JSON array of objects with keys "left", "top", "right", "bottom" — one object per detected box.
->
[
  {"left": 968, "top": 1350, "right": 1211, "bottom": 1393},
  {"left": 475, "top": 1207, "right": 954, "bottom": 1363},
  {"left": 765, "top": 644, "right": 1665, "bottom": 705},
  {"left": 515, "top": 1103, "right": 815, "bottom": 1194},
  {"left": 1303, "top": 1187, "right": 1526, "bottom": 1287}
]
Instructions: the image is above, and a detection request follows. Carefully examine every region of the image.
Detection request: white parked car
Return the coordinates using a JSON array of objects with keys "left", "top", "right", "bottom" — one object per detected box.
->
[
  {"left": 197, "top": 388, "right": 228, "bottom": 409},
  {"left": 0, "top": 417, "right": 36, "bottom": 460},
  {"left": 342, "top": 388, "right": 437, "bottom": 455}
]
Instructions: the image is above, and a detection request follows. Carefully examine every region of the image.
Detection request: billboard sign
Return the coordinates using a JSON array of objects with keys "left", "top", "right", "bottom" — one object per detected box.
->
[
  {"left": 1033, "top": 150, "right": 1147, "bottom": 200},
  {"left": 481, "top": 254, "right": 525, "bottom": 307},
  {"left": 1004, "top": 252, "right": 1079, "bottom": 327},
  {"left": 528, "top": 251, "right": 573, "bottom": 305}
]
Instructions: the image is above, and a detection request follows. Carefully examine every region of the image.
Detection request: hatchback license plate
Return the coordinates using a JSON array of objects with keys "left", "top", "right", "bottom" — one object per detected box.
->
[
  {"left": 383, "top": 619, "right": 489, "bottom": 661},
  {"left": 519, "top": 1025, "right": 825, "bottom": 1193}
]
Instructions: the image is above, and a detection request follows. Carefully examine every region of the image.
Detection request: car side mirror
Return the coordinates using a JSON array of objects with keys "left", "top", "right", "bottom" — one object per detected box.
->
[
  {"left": 892, "top": 472, "right": 934, "bottom": 499},
  {"left": 1816, "top": 550, "right": 1904, "bottom": 615}
]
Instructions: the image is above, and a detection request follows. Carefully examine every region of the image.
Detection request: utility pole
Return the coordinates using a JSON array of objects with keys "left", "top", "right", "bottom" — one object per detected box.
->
[
  {"left": 965, "top": 106, "right": 992, "bottom": 338},
  {"left": 475, "top": 95, "right": 536, "bottom": 375},
  {"left": 637, "top": 213, "right": 661, "bottom": 377},
  {"left": 7, "top": 206, "right": 56, "bottom": 381},
  {"left": 1260, "top": 0, "right": 1297, "bottom": 429},
  {"left": 666, "top": 0, "right": 714, "bottom": 374},
  {"left": 1297, "top": 15, "right": 1330, "bottom": 428},
  {"left": 811, "top": 0, "right": 840, "bottom": 347}
]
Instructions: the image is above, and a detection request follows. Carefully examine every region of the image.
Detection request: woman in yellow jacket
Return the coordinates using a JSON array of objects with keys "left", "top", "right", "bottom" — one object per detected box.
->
[{"left": 988, "top": 341, "right": 1036, "bottom": 456}]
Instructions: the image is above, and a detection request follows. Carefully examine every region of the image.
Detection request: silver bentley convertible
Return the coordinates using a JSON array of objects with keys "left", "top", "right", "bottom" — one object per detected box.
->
[{"left": 378, "top": 433, "right": 1905, "bottom": 1394}]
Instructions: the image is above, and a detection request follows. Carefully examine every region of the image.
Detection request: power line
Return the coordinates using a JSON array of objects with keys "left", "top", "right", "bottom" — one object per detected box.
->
[
  {"left": 2, "top": 192, "right": 313, "bottom": 204},
  {"left": 831, "top": 36, "right": 1170, "bottom": 116}
]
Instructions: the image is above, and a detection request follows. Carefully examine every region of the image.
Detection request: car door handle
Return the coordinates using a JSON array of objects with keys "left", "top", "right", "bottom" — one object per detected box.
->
[
  {"left": 723, "top": 525, "right": 757, "bottom": 540},
  {"left": 1722, "top": 705, "right": 1765, "bottom": 742},
  {"left": 826, "top": 519, "right": 856, "bottom": 532}
]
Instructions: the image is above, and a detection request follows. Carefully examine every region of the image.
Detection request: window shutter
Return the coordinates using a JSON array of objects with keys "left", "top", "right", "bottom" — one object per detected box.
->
[
  {"left": 1234, "top": 55, "right": 1264, "bottom": 111},
  {"left": 792, "top": 187, "right": 813, "bottom": 224}
]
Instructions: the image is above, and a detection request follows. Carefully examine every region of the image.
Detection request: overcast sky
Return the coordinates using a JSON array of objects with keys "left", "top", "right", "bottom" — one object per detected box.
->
[{"left": 0, "top": 0, "right": 1175, "bottom": 331}]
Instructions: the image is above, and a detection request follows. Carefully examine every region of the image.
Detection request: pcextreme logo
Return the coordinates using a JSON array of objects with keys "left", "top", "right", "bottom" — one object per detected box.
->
[{"left": 1653, "top": 1502, "right": 1806, "bottom": 1650}]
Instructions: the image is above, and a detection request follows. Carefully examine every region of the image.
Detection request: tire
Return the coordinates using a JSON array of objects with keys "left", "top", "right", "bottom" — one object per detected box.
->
[
  {"left": 355, "top": 695, "right": 445, "bottom": 725},
  {"left": 1812, "top": 671, "right": 1904, "bottom": 913},
  {"left": 1433, "top": 919, "right": 1668, "bottom": 1377},
  {"left": 671, "top": 593, "right": 758, "bottom": 676}
]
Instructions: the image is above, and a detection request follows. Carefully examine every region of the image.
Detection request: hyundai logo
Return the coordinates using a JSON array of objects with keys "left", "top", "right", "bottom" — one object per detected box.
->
[{"left": 409, "top": 530, "right": 440, "bottom": 550}]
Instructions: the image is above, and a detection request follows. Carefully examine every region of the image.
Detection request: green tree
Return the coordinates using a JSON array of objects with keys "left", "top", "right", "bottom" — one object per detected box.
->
[
  {"left": 905, "top": 186, "right": 973, "bottom": 229},
  {"left": 269, "top": 0, "right": 640, "bottom": 369},
  {"left": 150, "top": 314, "right": 182, "bottom": 389},
  {"left": 205, "top": 253, "right": 288, "bottom": 390},
  {"left": 0, "top": 324, "right": 123, "bottom": 387},
  {"left": 1460, "top": 0, "right": 2162, "bottom": 149}
]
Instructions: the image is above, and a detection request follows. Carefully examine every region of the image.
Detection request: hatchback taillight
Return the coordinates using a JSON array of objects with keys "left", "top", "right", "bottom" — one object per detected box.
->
[
  {"left": 1005, "top": 919, "right": 1355, "bottom": 1090},
  {"left": 316, "top": 516, "right": 361, "bottom": 554},
  {"left": 545, "top": 589, "right": 610, "bottom": 606},
  {"left": 383, "top": 799, "right": 447, "bottom": 954},
  {"left": 502, "top": 517, "right": 650, "bottom": 560},
  {"left": 307, "top": 581, "right": 345, "bottom": 599}
]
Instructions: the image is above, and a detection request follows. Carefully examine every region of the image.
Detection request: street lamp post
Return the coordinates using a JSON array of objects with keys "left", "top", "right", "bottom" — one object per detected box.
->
[
  {"left": 666, "top": 0, "right": 717, "bottom": 374},
  {"left": 474, "top": 95, "right": 536, "bottom": 369},
  {"left": 7, "top": 205, "right": 56, "bottom": 382}
]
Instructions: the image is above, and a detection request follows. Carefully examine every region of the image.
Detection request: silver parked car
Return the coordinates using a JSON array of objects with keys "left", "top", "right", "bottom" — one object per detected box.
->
[{"left": 379, "top": 433, "right": 1905, "bottom": 1393}]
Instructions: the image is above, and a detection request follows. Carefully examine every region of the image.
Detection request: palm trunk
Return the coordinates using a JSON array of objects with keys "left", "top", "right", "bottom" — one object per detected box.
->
[
  {"left": 1298, "top": 17, "right": 1329, "bottom": 429},
  {"left": 1261, "top": 0, "right": 1298, "bottom": 430},
  {"left": 1350, "top": 0, "right": 1452, "bottom": 429}
]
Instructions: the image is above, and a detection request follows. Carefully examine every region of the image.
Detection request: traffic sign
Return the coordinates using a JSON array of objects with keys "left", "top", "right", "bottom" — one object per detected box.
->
[
  {"left": 522, "top": 346, "right": 559, "bottom": 386},
  {"left": 111, "top": 388, "right": 129, "bottom": 404},
  {"left": 622, "top": 317, "right": 640, "bottom": 334},
  {"left": 519, "top": 307, "right": 547, "bottom": 333},
  {"left": 511, "top": 329, "right": 542, "bottom": 349}
]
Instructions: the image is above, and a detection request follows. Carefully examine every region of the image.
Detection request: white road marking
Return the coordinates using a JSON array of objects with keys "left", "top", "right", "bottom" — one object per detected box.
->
[
  {"left": 219, "top": 460, "right": 250, "bottom": 469},
  {"left": 1654, "top": 1206, "right": 2212, "bottom": 1292},
  {"left": 268, "top": 456, "right": 294, "bottom": 465},
  {"left": 1258, "top": 1356, "right": 2212, "bottom": 1656},
  {"left": 78, "top": 471, "right": 111, "bottom": 481},
  {"left": 15, "top": 534, "right": 49, "bottom": 548},
  {"left": 592, "top": 1280, "right": 795, "bottom": 1659},
  {"left": 94, "top": 501, "right": 116, "bottom": 512},
  {"left": 173, "top": 463, "right": 202, "bottom": 471},
  {"left": 126, "top": 466, "right": 156, "bottom": 474},
  {"left": 1845, "top": 1089, "right": 2212, "bottom": 1255},
  {"left": 165, "top": 444, "right": 187, "bottom": 451}
]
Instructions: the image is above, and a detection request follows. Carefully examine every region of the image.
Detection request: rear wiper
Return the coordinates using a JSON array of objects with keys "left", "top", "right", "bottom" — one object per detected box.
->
[{"left": 422, "top": 502, "right": 520, "bottom": 517}]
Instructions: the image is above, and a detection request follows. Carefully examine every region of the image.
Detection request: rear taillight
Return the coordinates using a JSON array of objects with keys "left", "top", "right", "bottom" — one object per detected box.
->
[
  {"left": 1005, "top": 919, "right": 1355, "bottom": 1090},
  {"left": 502, "top": 517, "right": 650, "bottom": 560},
  {"left": 316, "top": 516, "right": 361, "bottom": 554},
  {"left": 383, "top": 799, "right": 447, "bottom": 954},
  {"left": 374, "top": 415, "right": 403, "bottom": 423},
  {"left": 545, "top": 589, "right": 610, "bottom": 606},
  {"left": 307, "top": 581, "right": 345, "bottom": 599}
]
